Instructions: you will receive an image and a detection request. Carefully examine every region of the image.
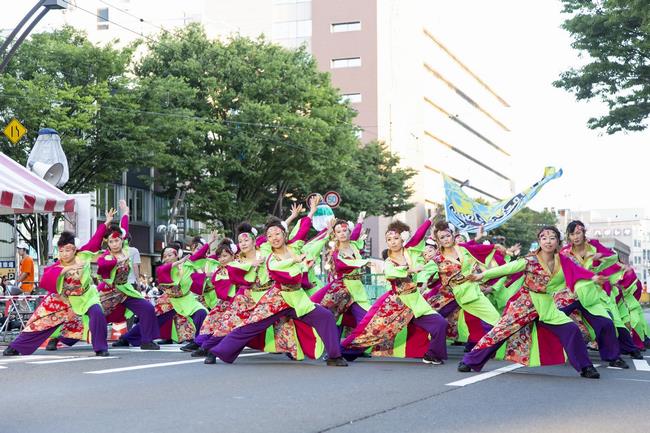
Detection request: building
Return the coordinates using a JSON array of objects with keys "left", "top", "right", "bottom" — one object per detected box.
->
[
  {"left": 563, "top": 208, "right": 650, "bottom": 284},
  {"left": 2, "top": 0, "right": 516, "bottom": 257}
]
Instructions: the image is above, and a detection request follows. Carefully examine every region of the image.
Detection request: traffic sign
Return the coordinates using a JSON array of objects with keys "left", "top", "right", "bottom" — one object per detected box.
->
[
  {"left": 3, "top": 118, "right": 27, "bottom": 144},
  {"left": 324, "top": 191, "right": 341, "bottom": 208}
]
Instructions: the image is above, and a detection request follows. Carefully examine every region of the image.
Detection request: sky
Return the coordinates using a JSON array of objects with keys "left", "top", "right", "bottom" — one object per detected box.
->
[{"left": 428, "top": 0, "right": 650, "bottom": 214}]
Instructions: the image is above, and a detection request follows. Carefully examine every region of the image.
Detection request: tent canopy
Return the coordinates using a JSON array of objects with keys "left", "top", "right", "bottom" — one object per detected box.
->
[{"left": 0, "top": 152, "right": 75, "bottom": 215}]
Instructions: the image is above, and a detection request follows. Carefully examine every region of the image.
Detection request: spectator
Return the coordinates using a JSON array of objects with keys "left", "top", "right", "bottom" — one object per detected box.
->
[
  {"left": 15, "top": 242, "right": 35, "bottom": 294},
  {"left": 126, "top": 234, "right": 141, "bottom": 287}
]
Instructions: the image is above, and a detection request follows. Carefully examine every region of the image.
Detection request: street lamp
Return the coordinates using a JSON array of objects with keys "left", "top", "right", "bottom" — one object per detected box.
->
[{"left": 0, "top": 0, "right": 68, "bottom": 73}]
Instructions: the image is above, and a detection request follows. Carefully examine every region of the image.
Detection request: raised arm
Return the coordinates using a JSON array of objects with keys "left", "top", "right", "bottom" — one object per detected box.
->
[{"left": 404, "top": 218, "right": 432, "bottom": 249}]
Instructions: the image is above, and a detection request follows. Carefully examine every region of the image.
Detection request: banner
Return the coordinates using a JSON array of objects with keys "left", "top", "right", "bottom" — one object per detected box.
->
[{"left": 443, "top": 167, "right": 562, "bottom": 233}]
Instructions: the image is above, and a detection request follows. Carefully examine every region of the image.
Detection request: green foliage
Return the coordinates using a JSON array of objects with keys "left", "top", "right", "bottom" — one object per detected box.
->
[
  {"left": 554, "top": 0, "right": 650, "bottom": 133},
  {"left": 491, "top": 208, "right": 558, "bottom": 251}
]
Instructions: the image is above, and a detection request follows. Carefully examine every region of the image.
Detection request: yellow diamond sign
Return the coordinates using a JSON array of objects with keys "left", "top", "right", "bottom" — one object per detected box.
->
[{"left": 3, "top": 118, "right": 27, "bottom": 144}]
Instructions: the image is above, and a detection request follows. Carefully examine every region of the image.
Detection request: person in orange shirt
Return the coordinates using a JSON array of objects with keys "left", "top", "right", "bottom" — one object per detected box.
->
[{"left": 16, "top": 242, "right": 35, "bottom": 293}]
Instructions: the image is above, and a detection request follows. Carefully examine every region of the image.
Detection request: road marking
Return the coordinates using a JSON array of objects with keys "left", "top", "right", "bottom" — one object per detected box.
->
[
  {"left": 0, "top": 355, "right": 74, "bottom": 364},
  {"left": 28, "top": 356, "right": 119, "bottom": 364},
  {"left": 84, "top": 352, "right": 267, "bottom": 374},
  {"left": 0, "top": 366, "right": 6, "bottom": 369},
  {"left": 633, "top": 359, "right": 650, "bottom": 371},
  {"left": 446, "top": 364, "right": 524, "bottom": 387},
  {"left": 109, "top": 348, "right": 185, "bottom": 353}
]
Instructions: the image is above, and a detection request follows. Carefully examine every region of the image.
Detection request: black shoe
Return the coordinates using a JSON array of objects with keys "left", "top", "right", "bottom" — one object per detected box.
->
[
  {"left": 191, "top": 348, "right": 208, "bottom": 357},
  {"left": 580, "top": 366, "right": 600, "bottom": 379},
  {"left": 608, "top": 358, "right": 629, "bottom": 369},
  {"left": 156, "top": 339, "right": 174, "bottom": 345},
  {"left": 180, "top": 341, "right": 200, "bottom": 352},
  {"left": 629, "top": 350, "right": 643, "bottom": 360},
  {"left": 3, "top": 347, "right": 19, "bottom": 356},
  {"left": 46, "top": 338, "right": 59, "bottom": 351},
  {"left": 342, "top": 353, "right": 359, "bottom": 362},
  {"left": 422, "top": 353, "right": 444, "bottom": 365},
  {"left": 457, "top": 362, "right": 471, "bottom": 372},
  {"left": 285, "top": 352, "right": 296, "bottom": 361},
  {"left": 95, "top": 350, "right": 111, "bottom": 357},
  {"left": 326, "top": 357, "right": 348, "bottom": 367},
  {"left": 204, "top": 353, "right": 217, "bottom": 364},
  {"left": 111, "top": 338, "right": 130, "bottom": 348},
  {"left": 140, "top": 341, "right": 160, "bottom": 350}
]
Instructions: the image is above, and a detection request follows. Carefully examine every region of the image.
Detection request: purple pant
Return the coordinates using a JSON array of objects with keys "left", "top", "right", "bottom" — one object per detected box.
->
[
  {"left": 412, "top": 313, "right": 449, "bottom": 360},
  {"left": 617, "top": 327, "right": 640, "bottom": 354},
  {"left": 560, "top": 302, "right": 620, "bottom": 361},
  {"left": 437, "top": 299, "right": 490, "bottom": 350},
  {"left": 124, "top": 309, "right": 207, "bottom": 345},
  {"left": 463, "top": 321, "right": 593, "bottom": 372},
  {"left": 9, "top": 304, "right": 108, "bottom": 355},
  {"left": 210, "top": 305, "right": 341, "bottom": 363}
]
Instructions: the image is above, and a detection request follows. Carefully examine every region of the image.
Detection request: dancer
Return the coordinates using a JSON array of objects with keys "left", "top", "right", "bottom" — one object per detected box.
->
[
  {"left": 426, "top": 221, "right": 502, "bottom": 348},
  {"left": 342, "top": 217, "right": 448, "bottom": 364},
  {"left": 560, "top": 220, "right": 641, "bottom": 365},
  {"left": 458, "top": 226, "right": 601, "bottom": 379},
  {"left": 310, "top": 212, "right": 371, "bottom": 331},
  {"left": 207, "top": 214, "right": 347, "bottom": 366},
  {"left": 3, "top": 211, "right": 115, "bottom": 357}
]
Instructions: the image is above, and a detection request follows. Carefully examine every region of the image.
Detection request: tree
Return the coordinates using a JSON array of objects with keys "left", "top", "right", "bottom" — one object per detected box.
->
[
  {"left": 135, "top": 25, "right": 415, "bottom": 233},
  {"left": 490, "top": 208, "right": 557, "bottom": 252},
  {"left": 0, "top": 27, "right": 152, "bottom": 260},
  {"left": 554, "top": 0, "right": 650, "bottom": 133}
]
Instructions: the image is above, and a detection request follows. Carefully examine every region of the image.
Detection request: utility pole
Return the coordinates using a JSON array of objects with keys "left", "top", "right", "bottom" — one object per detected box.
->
[{"left": 0, "top": 0, "right": 67, "bottom": 73}]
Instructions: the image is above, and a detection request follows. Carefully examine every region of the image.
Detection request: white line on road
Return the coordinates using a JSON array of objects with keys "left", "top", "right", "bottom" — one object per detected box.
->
[
  {"left": 28, "top": 356, "right": 119, "bottom": 364},
  {"left": 0, "top": 366, "right": 6, "bottom": 369},
  {"left": 84, "top": 352, "right": 267, "bottom": 374},
  {"left": 446, "top": 364, "right": 524, "bottom": 387},
  {"left": 0, "top": 355, "right": 74, "bottom": 364},
  {"left": 633, "top": 359, "right": 650, "bottom": 371}
]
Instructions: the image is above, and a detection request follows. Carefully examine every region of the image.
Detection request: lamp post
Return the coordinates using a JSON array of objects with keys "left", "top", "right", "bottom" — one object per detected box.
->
[{"left": 0, "top": 0, "right": 67, "bottom": 73}]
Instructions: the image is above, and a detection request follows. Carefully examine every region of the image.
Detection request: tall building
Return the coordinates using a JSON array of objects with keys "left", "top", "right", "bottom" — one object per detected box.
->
[{"left": 2, "top": 0, "right": 516, "bottom": 257}]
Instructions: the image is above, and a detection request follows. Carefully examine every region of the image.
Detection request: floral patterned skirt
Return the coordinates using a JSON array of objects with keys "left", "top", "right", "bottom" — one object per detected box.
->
[
  {"left": 342, "top": 290, "right": 415, "bottom": 356},
  {"left": 23, "top": 293, "right": 77, "bottom": 333},
  {"left": 310, "top": 279, "right": 355, "bottom": 319}
]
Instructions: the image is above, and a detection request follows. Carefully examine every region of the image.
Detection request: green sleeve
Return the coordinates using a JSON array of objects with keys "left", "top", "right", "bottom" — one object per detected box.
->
[
  {"left": 482, "top": 258, "right": 527, "bottom": 281},
  {"left": 384, "top": 260, "right": 408, "bottom": 279}
]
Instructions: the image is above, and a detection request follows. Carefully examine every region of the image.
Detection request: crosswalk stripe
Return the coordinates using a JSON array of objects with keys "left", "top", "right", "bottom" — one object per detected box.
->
[
  {"left": 28, "top": 356, "right": 119, "bottom": 364},
  {"left": 446, "top": 364, "right": 524, "bottom": 387},
  {"left": 84, "top": 352, "right": 267, "bottom": 374},
  {"left": 633, "top": 359, "right": 650, "bottom": 372}
]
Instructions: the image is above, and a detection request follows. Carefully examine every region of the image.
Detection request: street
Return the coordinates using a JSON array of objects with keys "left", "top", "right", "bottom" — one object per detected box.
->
[{"left": 2, "top": 321, "right": 650, "bottom": 433}]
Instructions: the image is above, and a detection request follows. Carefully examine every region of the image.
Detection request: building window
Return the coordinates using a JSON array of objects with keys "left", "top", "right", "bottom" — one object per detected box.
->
[
  {"left": 127, "top": 187, "right": 148, "bottom": 223},
  {"left": 97, "top": 8, "right": 109, "bottom": 30},
  {"left": 331, "top": 21, "right": 361, "bottom": 33},
  {"left": 342, "top": 93, "right": 362, "bottom": 103},
  {"left": 272, "top": 20, "right": 312, "bottom": 39},
  {"left": 96, "top": 185, "right": 117, "bottom": 217},
  {"left": 331, "top": 57, "right": 361, "bottom": 69}
]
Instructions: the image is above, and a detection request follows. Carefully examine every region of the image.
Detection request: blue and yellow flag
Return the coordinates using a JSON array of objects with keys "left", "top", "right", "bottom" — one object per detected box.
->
[{"left": 443, "top": 167, "right": 562, "bottom": 233}]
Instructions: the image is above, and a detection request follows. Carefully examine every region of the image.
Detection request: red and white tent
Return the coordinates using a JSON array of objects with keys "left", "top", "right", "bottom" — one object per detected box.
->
[{"left": 0, "top": 152, "right": 75, "bottom": 215}]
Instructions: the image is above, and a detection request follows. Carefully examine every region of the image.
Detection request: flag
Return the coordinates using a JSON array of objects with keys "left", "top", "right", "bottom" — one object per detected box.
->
[{"left": 443, "top": 167, "right": 562, "bottom": 233}]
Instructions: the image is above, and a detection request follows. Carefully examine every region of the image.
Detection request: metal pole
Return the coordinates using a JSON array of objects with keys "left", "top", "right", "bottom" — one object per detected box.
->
[
  {"left": 13, "top": 214, "right": 18, "bottom": 277},
  {"left": 34, "top": 211, "right": 41, "bottom": 268},
  {"left": 0, "top": 8, "right": 50, "bottom": 73},
  {"left": 0, "top": 0, "right": 45, "bottom": 57}
]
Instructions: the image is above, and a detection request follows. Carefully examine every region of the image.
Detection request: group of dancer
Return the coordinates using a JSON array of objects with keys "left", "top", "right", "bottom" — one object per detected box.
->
[{"left": 4, "top": 197, "right": 650, "bottom": 380}]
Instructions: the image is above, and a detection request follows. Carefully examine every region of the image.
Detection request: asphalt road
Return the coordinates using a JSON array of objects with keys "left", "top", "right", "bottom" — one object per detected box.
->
[{"left": 1, "top": 312, "right": 649, "bottom": 433}]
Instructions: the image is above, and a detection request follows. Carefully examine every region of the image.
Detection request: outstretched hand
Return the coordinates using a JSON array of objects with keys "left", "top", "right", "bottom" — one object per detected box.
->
[{"left": 105, "top": 208, "right": 117, "bottom": 226}]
